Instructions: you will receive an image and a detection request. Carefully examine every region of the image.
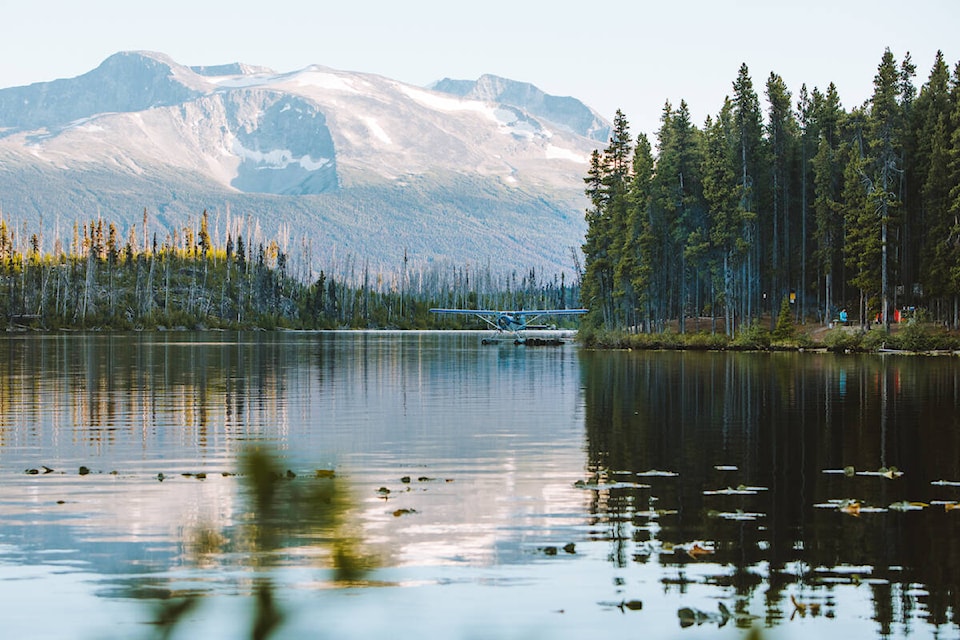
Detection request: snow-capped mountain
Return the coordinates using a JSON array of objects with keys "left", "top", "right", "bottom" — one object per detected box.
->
[
  {"left": 0, "top": 51, "right": 606, "bottom": 275},
  {"left": 431, "top": 74, "right": 610, "bottom": 143}
]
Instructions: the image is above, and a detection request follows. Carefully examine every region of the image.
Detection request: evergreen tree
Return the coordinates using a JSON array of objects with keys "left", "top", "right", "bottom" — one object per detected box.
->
[
  {"left": 701, "top": 99, "right": 742, "bottom": 335},
  {"left": 840, "top": 109, "right": 878, "bottom": 325},
  {"left": 916, "top": 52, "right": 958, "bottom": 321},
  {"left": 865, "top": 48, "right": 906, "bottom": 329},
  {"left": 581, "top": 110, "right": 633, "bottom": 329},
  {"left": 944, "top": 61, "right": 960, "bottom": 324},
  {"left": 811, "top": 83, "right": 845, "bottom": 321},
  {"left": 765, "top": 72, "right": 797, "bottom": 313},
  {"left": 731, "top": 63, "right": 766, "bottom": 321},
  {"left": 581, "top": 148, "right": 613, "bottom": 327},
  {"left": 619, "top": 133, "right": 654, "bottom": 330},
  {"left": 649, "top": 101, "right": 704, "bottom": 332},
  {"left": 199, "top": 209, "right": 212, "bottom": 259}
]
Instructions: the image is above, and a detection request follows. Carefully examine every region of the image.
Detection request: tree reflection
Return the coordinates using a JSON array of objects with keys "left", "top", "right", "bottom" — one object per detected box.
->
[
  {"left": 0, "top": 333, "right": 297, "bottom": 452},
  {"left": 580, "top": 350, "right": 960, "bottom": 635}
]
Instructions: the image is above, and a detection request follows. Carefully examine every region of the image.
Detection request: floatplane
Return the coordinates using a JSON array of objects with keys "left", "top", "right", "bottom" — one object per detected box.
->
[{"left": 429, "top": 307, "right": 588, "bottom": 345}]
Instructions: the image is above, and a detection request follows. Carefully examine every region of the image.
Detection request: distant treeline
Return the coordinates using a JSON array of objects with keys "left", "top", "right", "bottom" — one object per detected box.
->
[
  {"left": 0, "top": 210, "right": 579, "bottom": 331},
  {"left": 581, "top": 48, "right": 960, "bottom": 336}
]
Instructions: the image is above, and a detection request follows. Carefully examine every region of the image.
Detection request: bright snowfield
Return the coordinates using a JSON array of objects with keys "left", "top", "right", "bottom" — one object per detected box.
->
[{"left": 0, "top": 51, "right": 606, "bottom": 275}]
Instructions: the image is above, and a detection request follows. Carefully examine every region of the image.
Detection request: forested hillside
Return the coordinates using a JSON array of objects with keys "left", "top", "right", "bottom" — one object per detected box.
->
[
  {"left": 0, "top": 211, "right": 577, "bottom": 331},
  {"left": 581, "top": 48, "right": 960, "bottom": 335}
]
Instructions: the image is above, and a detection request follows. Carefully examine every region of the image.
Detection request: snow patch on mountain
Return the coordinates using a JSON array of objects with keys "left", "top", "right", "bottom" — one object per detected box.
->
[
  {"left": 398, "top": 84, "right": 495, "bottom": 116},
  {"left": 290, "top": 67, "right": 362, "bottom": 94},
  {"left": 431, "top": 74, "right": 610, "bottom": 142},
  {"left": 545, "top": 144, "right": 587, "bottom": 163},
  {"left": 362, "top": 117, "right": 392, "bottom": 145},
  {"left": 0, "top": 51, "right": 605, "bottom": 274}
]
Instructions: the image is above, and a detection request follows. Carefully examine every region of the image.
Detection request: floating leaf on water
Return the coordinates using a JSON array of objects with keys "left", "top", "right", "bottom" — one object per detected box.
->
[
  {"left": 685, "top": 542, "right": 715, "bottom": 559},
  {"left": 945, "top": 502, "right": 960, "bottom": 512},
  {"left": 704, "top": 486, "right": 758, "bottom": 496},
  {"left": 417, "top": 476, "right": 435, "bottom": 482},
  {"left": 620, "top": 599, "right": 643, "bottom": 611},
  {"left": 79, "top": 466, "right": 91, "bottom": 475},
  {"left": 563, "top": 543, "right": 576, "bottom": 554},
  {"left": 790, "top": 594, "right": 822, "bottom": 617},
  {"left": 400, "top": 476, "right": 411, "bottom": 483},
  {"left": 844, "top": 466, "right": 856, "bottom": 477},
  {"left": 392, "top": 508, "right": 417, "bottom": 517},
  {"left": 315, "top": 469, "right": 336, "bottom": 479},
  {"left": 815, "top": 499, "right": 851, "bottom": 509},
  {"left": 712, "top": 510, "right": 765, "bottom": 521},
  {"left": 157, "top": 473, "right": 165, "bottom": 482},
  {"left": 25, "top": 468, "right": 39, "bottom": 475},
  {"left": 839, "top": 500, "right": 861, "bottom": 516},
  {"left": 195, "top": 472, "right": 207, "bottom": 480},
  {"left": 542, "top": 546, "right": 558, "bottom": 556},
  {"left": 574, "top": 479, "right": 650, "bottom": 491},
  {"left": 856, "top": 466, "right": 903, "bottom": 479},
  {"left": 888, "top": 501, "right": 927, "bottom": 512},
  {"left": 42, "top": 466, "right": 55, "bottom": 474},
  {"left": 634, "top": 508, "right": 678, "bottom": 518},
  {"left": 677, "top": 607, "right": 697, "bottom": 627},
  {"left": 377, "top": 487, "right": 391, "bottom": 497},
  {"left": 677, "top": 603, "right": 730, "bottom": 627}
]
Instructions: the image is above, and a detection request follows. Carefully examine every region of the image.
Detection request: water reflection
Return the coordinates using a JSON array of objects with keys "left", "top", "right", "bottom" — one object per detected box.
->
[
  {"left": 0, "top": 332, "right": 299, "bottom": 457},
  {"left": 579, "top": 350, "right": 960, "bottom": 635},
  {"left": 2, "top": 334, "right": 960, "bottom": 639}
]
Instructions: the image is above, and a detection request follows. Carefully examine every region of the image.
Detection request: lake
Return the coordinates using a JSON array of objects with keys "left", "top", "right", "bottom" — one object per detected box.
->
[{"left": 1, "top": 332, "right": 959, "bottom": 639}]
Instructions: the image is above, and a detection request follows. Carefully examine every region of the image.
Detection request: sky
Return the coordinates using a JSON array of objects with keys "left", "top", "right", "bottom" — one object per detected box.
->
[{"left": 2, "top": 0, "right": 959, "bottom": 141}]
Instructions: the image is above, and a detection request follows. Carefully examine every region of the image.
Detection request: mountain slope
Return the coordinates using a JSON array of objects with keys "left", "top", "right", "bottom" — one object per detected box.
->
[
  {"left": 431, "top": 74, "right": 610, "bottom": 143},
  {"left": 0, "top": 52, "right": 602, "bottom": 276}
]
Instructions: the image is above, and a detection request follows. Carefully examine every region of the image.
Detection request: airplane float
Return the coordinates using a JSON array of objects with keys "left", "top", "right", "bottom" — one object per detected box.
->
[{"left": 429, "top": 307, "right": 588, "bottom": 344}]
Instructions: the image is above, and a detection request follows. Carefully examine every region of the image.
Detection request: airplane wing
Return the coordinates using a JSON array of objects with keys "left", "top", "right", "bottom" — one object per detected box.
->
[
  {"left": 509, "top": 309, "right": 588, "bottom": 316},
  {"left": 429, "top": 309, "right": 507, "bottom": 315}
]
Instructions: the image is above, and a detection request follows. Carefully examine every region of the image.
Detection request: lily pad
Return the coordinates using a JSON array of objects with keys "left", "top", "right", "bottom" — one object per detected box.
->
[
  {"left": 708, "top": 509, "right": 765, "bottom": 521},
  {"left": 620, "top": 599, "right": 643, "bottom": 611},
  {"left": 888, "top": 501, "right": 927, "bottom": 511},
  {"left": 703, "top": 485, "right": 765, "bottom": 496},
  {"left": 857, "top": 467, "right": 903, "bottom": 479}
]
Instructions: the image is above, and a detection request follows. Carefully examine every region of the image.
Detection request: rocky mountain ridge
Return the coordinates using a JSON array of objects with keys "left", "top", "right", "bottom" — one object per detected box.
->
[{"left": 0, "top": 51, "right": 606, "bottom": 276}]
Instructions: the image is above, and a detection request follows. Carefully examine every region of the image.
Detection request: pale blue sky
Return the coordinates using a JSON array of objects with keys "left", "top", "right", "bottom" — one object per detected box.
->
[{"left": 2, "top": 0, "right": 958, "bottom": 139}]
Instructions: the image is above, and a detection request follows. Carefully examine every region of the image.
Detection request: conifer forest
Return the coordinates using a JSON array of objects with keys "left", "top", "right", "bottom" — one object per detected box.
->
[
  {"left": 580, "top": 48, "right": 960, "bottom": 335},
  {"left": 0, "top": 208, "right": 575, "bottom": 331}
]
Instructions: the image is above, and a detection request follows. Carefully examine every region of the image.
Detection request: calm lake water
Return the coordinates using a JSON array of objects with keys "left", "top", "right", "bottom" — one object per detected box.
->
[{"left": 1, "top": 332, "right": 959, "bottom": 639}]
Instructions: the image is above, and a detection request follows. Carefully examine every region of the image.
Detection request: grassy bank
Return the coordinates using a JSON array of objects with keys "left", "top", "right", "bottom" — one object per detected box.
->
[{"left": 579, "top": 321, "right": 960, "bottom": 354}]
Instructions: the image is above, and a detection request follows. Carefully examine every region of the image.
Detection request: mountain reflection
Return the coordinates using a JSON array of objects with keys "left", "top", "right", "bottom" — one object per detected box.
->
[
  {"left": 3, "top": 333, "right": 960, "bottom": 638},
  {"left": 579, "top": 350, "right": 960, "bottom": 632}
]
